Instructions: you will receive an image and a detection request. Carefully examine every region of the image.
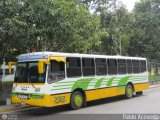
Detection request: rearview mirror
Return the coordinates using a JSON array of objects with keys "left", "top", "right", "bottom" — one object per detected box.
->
[
  {"left": 8, "top": 62, "right": 17, "bottom": 74},
  {"left": 38, "top": 59, "right": 50, "bottom": 74}
]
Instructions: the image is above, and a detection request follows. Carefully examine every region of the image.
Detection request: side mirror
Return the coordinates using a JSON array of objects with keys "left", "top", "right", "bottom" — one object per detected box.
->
[
  {"left": 38, "top": 59, "right": 50, "bottom": 74},
  {"left": 8, "top": 62, "right": 17, "bottom": 74}
]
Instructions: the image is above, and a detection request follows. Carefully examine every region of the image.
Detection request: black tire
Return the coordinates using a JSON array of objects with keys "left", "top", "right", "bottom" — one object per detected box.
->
[
  {"left": 136, "top": 91, "right": 143, "bottom": 96},
  {"left": 125, "top": 84, "right": 134, "bottom": 99},
  {"left": 70, "top": 91, "right": 84, "bottom": 110}
]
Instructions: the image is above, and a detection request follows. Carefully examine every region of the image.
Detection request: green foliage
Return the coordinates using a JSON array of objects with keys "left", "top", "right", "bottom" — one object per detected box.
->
[
  {"left": 128, "top": 0, "right": 160, "bottom": 59},
  {"left": 0, "top": 0, "right": 160, "bottom": 62},
  {"left": 95, "top": 1, "right": 131, "bottom": 55},
  {"left": 0, "top": 0, "right": 106, "bottom": 62}
]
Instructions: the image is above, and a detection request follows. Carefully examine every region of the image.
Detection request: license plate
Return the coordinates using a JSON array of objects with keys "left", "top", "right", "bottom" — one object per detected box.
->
[{"left": 18, "top": 95, "right": 28, "bottom": 100}]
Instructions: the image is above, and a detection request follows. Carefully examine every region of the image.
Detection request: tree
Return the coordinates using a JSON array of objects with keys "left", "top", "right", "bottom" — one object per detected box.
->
[
  {"left": 0, "top": 0, "right": 107, "bottom": 63},
  {"left": 94, "top": 0, "right": 131, "bottom": 55},
  {"left": 128, "top": 0, "right": 160, "bottom": 59}
]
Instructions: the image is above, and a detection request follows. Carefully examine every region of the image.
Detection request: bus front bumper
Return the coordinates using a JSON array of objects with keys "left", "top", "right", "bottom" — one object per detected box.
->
[{"left": 11, "top": 93, "right": 71, "bottom": 107}]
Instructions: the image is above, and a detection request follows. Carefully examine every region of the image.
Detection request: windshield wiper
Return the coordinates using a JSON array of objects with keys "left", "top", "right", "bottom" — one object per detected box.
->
[
  {"left": 27, "top": 68, "right": 36, "bottom": 88},
  {"left": 31, "top": 83, "right": 36, "bottom": 88}
]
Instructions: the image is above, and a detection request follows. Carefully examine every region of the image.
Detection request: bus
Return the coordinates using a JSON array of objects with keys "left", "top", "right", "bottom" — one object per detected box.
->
[
  {"left": 9, "top": 52, "right": 149, "bottom": 109},
  {"left": 0, "top": 65, "right": 16, "bottom": 82}
]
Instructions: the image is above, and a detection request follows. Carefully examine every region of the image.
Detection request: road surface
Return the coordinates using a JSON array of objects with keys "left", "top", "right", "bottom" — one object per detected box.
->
[{"left": 1, "top": 87, "right": 160, "bottom": 120}]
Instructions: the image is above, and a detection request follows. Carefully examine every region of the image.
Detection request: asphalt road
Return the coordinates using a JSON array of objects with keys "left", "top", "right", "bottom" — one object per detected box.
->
[{"left": 2, "top": 87, "right": 160, "bottom": 120}]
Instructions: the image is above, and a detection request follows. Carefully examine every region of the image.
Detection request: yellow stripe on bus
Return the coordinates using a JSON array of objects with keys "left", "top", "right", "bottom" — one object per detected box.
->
[
  {"left": 12, "top": 93, "right": 71, "bottom": 107},
  {"left": 86, "top": 83, "right": 149, "bottom": 101}
]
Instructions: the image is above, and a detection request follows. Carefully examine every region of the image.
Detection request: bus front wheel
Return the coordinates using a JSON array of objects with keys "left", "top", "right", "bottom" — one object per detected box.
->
[
  {"left": 70, "top": 91, "right": 84, "bottom": 110},
  {"left": 125, "top": 84, "right": 134, "bottom": 99}
]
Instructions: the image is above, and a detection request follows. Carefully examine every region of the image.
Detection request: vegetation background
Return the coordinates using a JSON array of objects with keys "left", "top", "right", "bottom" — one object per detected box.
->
[
  {"left": 0, "top": 0, "right": 160, "bottom": 63},
  {"left": 0, "top": 0, "right": 160, "bottom": 104}
]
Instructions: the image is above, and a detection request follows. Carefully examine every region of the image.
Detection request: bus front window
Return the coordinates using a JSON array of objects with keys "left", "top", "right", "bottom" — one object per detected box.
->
[
  {"left": 48, "top": 60, "right": 65, "bottom": 83},
  {"left": 14, "top": 62, "right": 46, "bottom": 83}
]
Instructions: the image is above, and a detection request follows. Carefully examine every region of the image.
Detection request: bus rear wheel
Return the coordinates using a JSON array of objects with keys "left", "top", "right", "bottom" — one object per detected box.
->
[
  {"left": 70, "top": 91, "right": 84, "bottom": 110},
  {"left": 125, "top": 84, "right": 134, "bottom": 99}
]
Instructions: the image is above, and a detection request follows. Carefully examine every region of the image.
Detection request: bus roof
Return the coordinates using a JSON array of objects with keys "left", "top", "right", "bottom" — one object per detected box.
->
[{"left": 18, "top": 52, "right": 146, "bottom": 62}]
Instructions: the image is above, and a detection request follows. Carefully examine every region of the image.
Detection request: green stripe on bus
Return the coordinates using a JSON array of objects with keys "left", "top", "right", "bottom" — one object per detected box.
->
[
  {"left": 117, "top": 76, "right": 131, "bottom": 89},
  {"left": 94, "top": 77, "right": 105, "bottom": 88},
  {"left": 55, "top": 81, "right": 75, "bottom": 84},
  {"left": 106, "top": 77, "right": 115, "bottom": 87},
  {"left": 51, "top": 87, "right": 71, "bottom": 90},
  {"left": 53, "top": 84, "right": 74, "bottom": 87},
  {"left": 51, "top": 75, "right": 147, "bottom": 91},
  {"left": 71, "top": 78, "right": 93, "bottom": 92}
]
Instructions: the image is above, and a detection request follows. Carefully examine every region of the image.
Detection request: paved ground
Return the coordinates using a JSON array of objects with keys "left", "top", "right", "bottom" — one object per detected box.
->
[{"left": 0, "top": 86, "right": 160, "bottom": 120}]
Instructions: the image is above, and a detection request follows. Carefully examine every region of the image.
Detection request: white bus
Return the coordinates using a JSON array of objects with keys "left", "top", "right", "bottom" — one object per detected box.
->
[
  {"left": 9, "top": 52, "right": 149, "bottom": 109},
  {"left": 0, "top": 65, "right": 15, "bottom": 82}
]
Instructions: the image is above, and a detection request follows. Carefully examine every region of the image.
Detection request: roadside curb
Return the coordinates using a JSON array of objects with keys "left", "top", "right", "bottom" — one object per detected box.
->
[
  {"left": 0, "top": 104, "right": 30, "bottom": 113},
  {"left": 149, "top": 84, "right": 160, "bottom": 89}
]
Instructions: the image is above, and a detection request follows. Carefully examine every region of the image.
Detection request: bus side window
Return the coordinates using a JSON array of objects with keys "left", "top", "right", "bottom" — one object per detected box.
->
[
  {"left": 107, "top": 59, "right": 118, "bottom": 75},
  {"left": 82, "top": 58, "right": 95, "bottom": 76},
  {"left": 0, "top": 68, "right": 14, "bottom": 75},
  {"left": 127, "top": 59, "right": 133, "bottom": 74},
  {"left": 118, "top": 59, "right": 127, "bottom": 74},
  {"left": 66, "top": 57, "right": 82, "bottom": 77},
  {"left": 132, "top": 60, "right": 140, "bottom": 73},
  {"left": 5, "top": 68, "right": 14, "bottom": 75},
  {"left": 140, "top": 60, "right": 147, "bottom": 73},
  {"left": 48, "top": 60, "right": 65, "bottom": 83},
  {"left": 95, "top": 58, "right": 107, "bottom": 75}
]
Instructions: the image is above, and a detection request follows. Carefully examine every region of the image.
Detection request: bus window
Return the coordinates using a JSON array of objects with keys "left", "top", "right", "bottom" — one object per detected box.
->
[
  {"left": 66, "top": 57, "right": 82, "bottom": 77},
  {"left": 127, "top": 60, "right": 133, "bottom": 74},
  {"left": 95, "top": 58, "right": 107, "bottom": 75},
  {"left": 48, "top": 60, "right": 65, "bottom": 83},
  {"left": 107, "top": 59, "right": 118, "bottom": 75},
  {"left": 6, "top": 68, "right": 14, "bottom": 75},
  {"left": 140, "top": 60, "right": 147, "bottom": 73},
  {"left": 14, "top": 63, "right": 27, "bottom": 83},
  {"left": 132, "top": 60, "right": 140, "bottom": 73},
  {"left": 118, "top": 59, "right": 127, "bottom": 74},
  {"left": 0, "top": 68, "right": 14, "bottom": 75},
  {"left": 82, "top": 58, "right": 95, "bottom": 76}
]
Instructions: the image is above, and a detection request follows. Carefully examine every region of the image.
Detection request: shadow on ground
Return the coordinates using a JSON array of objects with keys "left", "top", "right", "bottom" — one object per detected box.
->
[{"left": 19, "top": 94, "right": 144, "bottom": 116}]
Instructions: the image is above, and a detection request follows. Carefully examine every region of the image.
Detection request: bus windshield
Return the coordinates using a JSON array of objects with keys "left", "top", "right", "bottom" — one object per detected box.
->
[{"left": 14, "top": 62, "right": 46, "bottom": 83}]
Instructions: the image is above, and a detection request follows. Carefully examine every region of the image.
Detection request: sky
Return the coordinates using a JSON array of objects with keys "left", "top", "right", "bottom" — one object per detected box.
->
[{"left": 121, "top": 0, "right": 140, "bottom": 11}]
